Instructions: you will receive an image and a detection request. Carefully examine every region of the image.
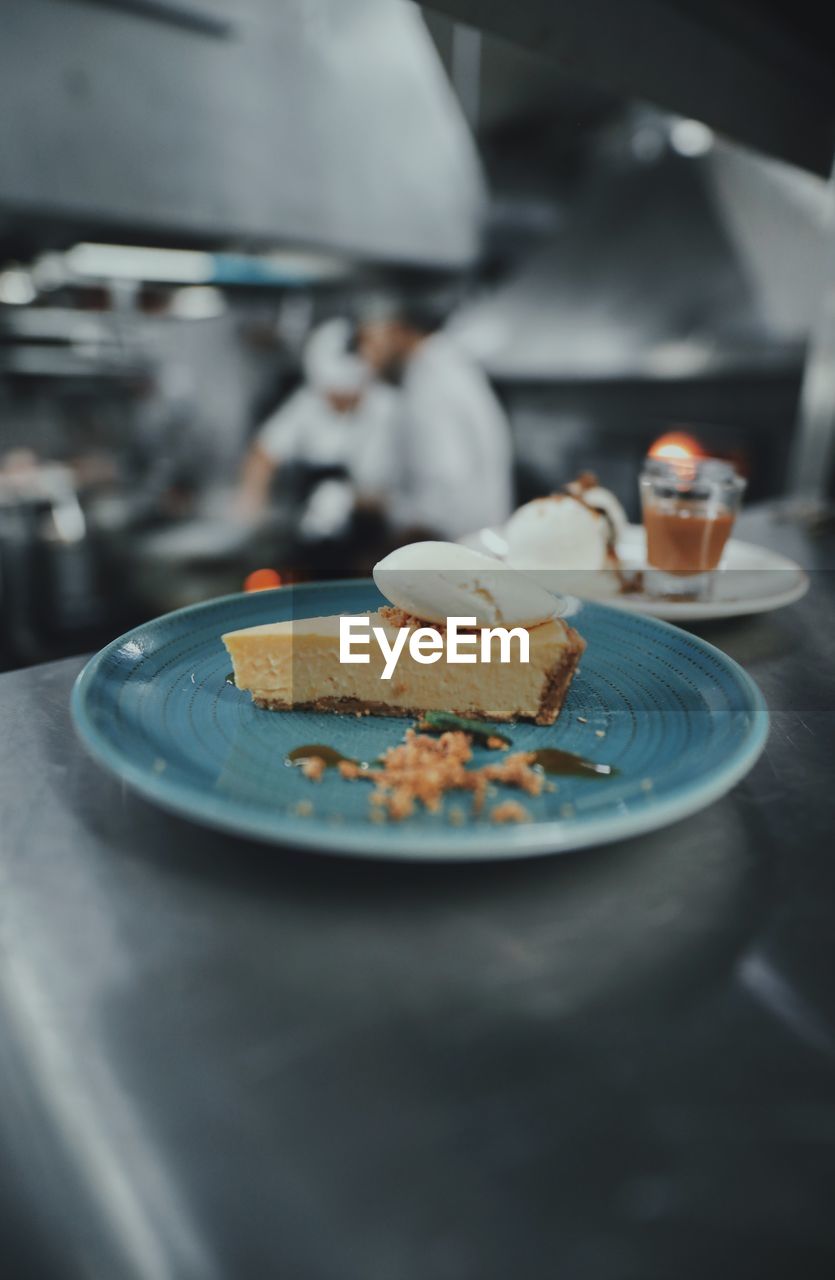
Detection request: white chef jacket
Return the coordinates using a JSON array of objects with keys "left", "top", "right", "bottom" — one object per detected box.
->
[
  {"left": 392, "top": 335, "right": 513, "bottom": 539},
  {"left": 256, "top": 383, "right": 399, "bottom": 502}
]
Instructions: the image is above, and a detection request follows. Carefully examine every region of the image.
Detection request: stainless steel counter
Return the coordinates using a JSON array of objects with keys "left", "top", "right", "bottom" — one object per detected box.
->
[{"left": 2, "top": 507, "right": 834, "bottom": 1279}]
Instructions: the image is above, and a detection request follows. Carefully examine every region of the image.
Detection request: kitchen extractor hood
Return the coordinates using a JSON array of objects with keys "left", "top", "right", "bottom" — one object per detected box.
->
[
  {"left": 420, "top": 0, "right": 835, "bottom": 176},
  {"left": 0, "top": 0, "right": 485, "bottom": 267}
]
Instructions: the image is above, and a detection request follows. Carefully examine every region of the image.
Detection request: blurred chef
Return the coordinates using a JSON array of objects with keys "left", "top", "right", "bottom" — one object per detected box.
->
[
  {"left": 358, "top": 297, "right": 513, "bottom": 541},
  {"left": 235, "top": 318, "right": 398, "bottom": 532}
]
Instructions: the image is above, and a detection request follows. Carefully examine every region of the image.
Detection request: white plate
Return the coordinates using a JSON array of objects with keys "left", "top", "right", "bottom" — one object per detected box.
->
[{"left": 461, "top": 523, "right": 809, "bottom": 622}]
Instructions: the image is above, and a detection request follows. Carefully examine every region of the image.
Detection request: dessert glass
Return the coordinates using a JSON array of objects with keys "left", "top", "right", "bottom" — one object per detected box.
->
[{"left": 639, "top": 457, "right": 746, "bottom": 600}]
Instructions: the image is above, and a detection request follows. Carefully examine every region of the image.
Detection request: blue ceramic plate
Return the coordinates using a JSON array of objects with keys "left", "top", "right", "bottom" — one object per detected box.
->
[{"left": 71, "top": 581, "right": 768, "bottom": 860}]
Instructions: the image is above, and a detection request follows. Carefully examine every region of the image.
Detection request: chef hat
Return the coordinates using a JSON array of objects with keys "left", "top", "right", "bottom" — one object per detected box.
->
[{"left": 304, "top": 318, "right": 368, "bottom": 396}]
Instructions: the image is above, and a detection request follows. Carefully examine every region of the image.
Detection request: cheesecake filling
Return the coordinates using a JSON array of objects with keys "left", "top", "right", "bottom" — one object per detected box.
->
[{"left": 235, "top": 611, "right": 583, "bottom": 726}]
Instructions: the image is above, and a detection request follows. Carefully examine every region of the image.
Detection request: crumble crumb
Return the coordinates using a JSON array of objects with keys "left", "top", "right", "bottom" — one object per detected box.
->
[
  {"left": 378, "top": 607, "right": 478, "bottom": 634},
  {"left": 490, "top": 800, "right": 530, "bottom": 824},
  {"left": 486, "top": 735, "right": 508, "bottom": 751},
  {"left": 300, "top": 755, "right": 326, "bottom": 782},
  {"left": 470, "top": 772, "right": 488, "bottom": 815},
  {"left": 297, "top": 726, "right": 578, "bottom": 823},
  {"left": 481, "top": 751, "right": 545, "bottom": 797},
  {"left": 362, "top": 729, "right": 475, "bottom": 819},
  {"left": 378, "top": 604, "right": 426, "bottom": 629},
  {"left": 577, "top": 716, "right": 588, "bottom": 724},
  {"left": 595, "top": 729, "right": 606, "bottom": 738},
  {"left": 309, "top": 728, "right": 545, "bottom": 821},
  {"left": 294, "top": 799, "right": 314, "bottom": 817},
  {"left": 448, "top": 806, "right": 466, "bottom": 826},
  {"left": 567, "top": 470, "right": 599, "bottom": 493}
]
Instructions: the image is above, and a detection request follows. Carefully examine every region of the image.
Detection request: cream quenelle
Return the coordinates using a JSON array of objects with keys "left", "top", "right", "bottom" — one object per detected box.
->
[
  {"left": 504, "top": 479, "right": 627, "bottom": 571},
  {"left": 372, "top": 541, "right": 561, "bottom": 627}
]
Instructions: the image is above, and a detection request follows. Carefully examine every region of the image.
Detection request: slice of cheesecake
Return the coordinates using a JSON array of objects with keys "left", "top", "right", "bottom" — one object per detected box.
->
[{"left": 223, "top": 609, "right": 585, "bottom": 726}]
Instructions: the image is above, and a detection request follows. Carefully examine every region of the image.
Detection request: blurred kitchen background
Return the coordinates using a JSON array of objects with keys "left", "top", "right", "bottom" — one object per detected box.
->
[{"left": 2, "top": 0, "right": 833, "bottom": 670}]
